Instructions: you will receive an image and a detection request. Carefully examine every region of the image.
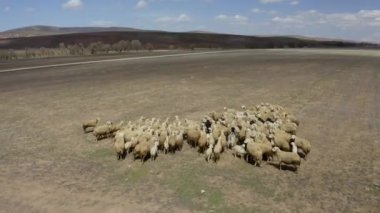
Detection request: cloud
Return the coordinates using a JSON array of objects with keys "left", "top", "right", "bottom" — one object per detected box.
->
[
  {"left": 272, "top": 10, "right": 380, "bottom": 28},
  {"left": 62, "top": 0, "right": 83, "bottom": 10},
  {"left": 155, "top": 13, "right": 190, "bottom": 23},
  {"left": 251, "top": 8, "right": 277, "bottom": 15},
  {"left": 3, "top": 6, "right": 10, "bottom": 12},
  {"left": 260, "top": 0, "right": 299, "bottom": 5},
  {"left": 136, "top": 0, "right": 148, "bottom": 9},
  {"left": 259, "top": 0, "right": 284, "bottom": 4},
  {"left": 91, "top": 20, "right": 114, "bottom": 27},
  {"left": 215, "top": 14, "right": 249, "bottom": 25}
]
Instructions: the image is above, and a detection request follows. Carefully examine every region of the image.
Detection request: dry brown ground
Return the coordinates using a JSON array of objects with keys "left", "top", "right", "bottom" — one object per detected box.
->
[{"left": 0, "top": 49, "right": 379, "bottom": 212}]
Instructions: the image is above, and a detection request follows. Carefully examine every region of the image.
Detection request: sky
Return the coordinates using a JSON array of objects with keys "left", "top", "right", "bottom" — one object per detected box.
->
[{"left": 1, "top": 0, "right": 380, "bottom": 42}]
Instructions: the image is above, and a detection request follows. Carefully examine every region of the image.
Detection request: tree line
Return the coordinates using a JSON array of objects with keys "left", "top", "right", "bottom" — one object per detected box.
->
[{"left": 0, "top": 39, "right": 157, "bottom": 60}]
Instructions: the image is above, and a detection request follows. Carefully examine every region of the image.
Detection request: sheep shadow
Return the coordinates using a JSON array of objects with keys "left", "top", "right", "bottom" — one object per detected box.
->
[
  {"left": 266, "top": 161, "right": 298, "bottom": 172},
  {"left": 83, "top": 127, "right": 95, "bottom": 134}
]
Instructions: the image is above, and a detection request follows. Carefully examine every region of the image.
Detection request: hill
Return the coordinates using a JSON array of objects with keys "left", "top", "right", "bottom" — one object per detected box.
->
[
  {"left": 0, "top": 25, "right": 143, "bottom": 39},
  {"left": 0, "top": 25, "right": 378, "bottom": 50}
]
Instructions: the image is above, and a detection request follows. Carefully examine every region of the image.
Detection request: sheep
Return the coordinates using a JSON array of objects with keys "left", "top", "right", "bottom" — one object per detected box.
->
[
  {"left": 175, "top": 129, "right": 184, "bottom": 151},
  {"left": 272, "top": 147, "right": 301, "bottom": 170},
  {"left": 293, "top": 136, "right": 311, "bottom": 158},
  {"left": 280, "top": 122, "right": 297, "bottom": 135},
  {"left": 129, "top": 137, "right": 139, "bottom": 151},
  {"left": 227, "top": 131, "right": 238, "bottom": 149},
  {"left": 185, "top": 127, "right": 201, "bottom": 147},
  {"left": 184, "top": 119, "right": 200, "bottom": 129},
  {"left": 290, "top": 142, "right": 298, "bottom": 153},
  {"left": 217, "top": 131, "right": 227, "bottom": 152},
  {"left": 150, "top": 140, "right": 159, "bottom": 161},
  {"left": 213, "top": 140, "right": 222, "bottom": 162},
  {"left": 122, "top": 126, "right": 134, "bottom": 142},
  {"left": 285, "top": 113, "right": 300, "bottom": 126},
  {"left": 268, "top": 130, "right": 292, "bottom": 151},
  {"left": 124, "top": 141, "right": 132, "bottom": 153},
  {"left": 82, "top": 118, "right": 100, "bottom": 133},
  {"left": 164, "top": 136, "right": 169, "bottom": 154},
  {"left": 205, "top": 144, "right": 214, "bottom": 162},
  {"left": 174, "top": 115, "right": 181, "bottom": 127},
  {"left": 236, "top": 126, "right": 247, "bottom": 143},
  {"left": 202, "top": 117, "right": 213, "bottom": 133},
  {"left": 254, "top": 137, "right": 274, "bottom": 162},
  {"left": 211, "top": 124, "right": 222, "bottom": 141},
  {"left": 158, "top": 128, "right": 168, "bottom": 150},
  {"left": 245, "top": 138, "right": 263, "bottom": 167},
  {"left": 109, "top": 121, "right": 125, "bottom": 135},
  {"left": 206, "top": 133, "right": 215, "bottom": 146},
  {"left": 93, "top": 121, "right": 113, "bottom": 141},
  {"left": 114, "top": 131, "right": 125, "bottom": 160},
  {"left": 168, "top": 131, "right": 177, "bottom": 153},
  {"left": 209, "top": 110, "right": 223, "bottom": 121},
  {"left": 198, "top": 131, "right": 207, "bottom": 153},
  {"left": 133, "top": 141, "right": 150, "bottom": 162},
  {"left": 232, "top": 144, "right": 246, "bottom": 159}
]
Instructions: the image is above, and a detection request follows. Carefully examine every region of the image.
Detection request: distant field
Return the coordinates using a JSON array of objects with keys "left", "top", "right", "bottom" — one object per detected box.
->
[
  {"left": 275, "top": 48, "right": 380, "bottom": 57},
  {"left": 0, "top": 49, "right": 379, "bottom": 212}
]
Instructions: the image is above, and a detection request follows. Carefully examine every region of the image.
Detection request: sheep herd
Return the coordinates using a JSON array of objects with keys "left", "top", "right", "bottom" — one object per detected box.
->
[{"left": 82, "top": 103, "right": 311, "bottom": 171}]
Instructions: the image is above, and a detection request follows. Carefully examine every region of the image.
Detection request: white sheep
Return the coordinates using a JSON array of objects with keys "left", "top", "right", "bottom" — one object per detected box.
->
[
  {"left": 150, "top": 140, "right": 159, "bottom": 161},
  {"left": 218, "top": 130, "right": 227, "bottom": 151},
  {"left": 290, "top": 142, "right": 298, "bottom": 154},
  {"left": 93, "top": 121, "right": 113, "bottom": 141},
  {"left": 206, "top": 133, "right": 215, "bottom": 146},
  {"left": 205, "top": 144, "right": 214, "bottom": 162},
  {"left": 114, "top": 131, "right": 125, "bottom": 160},
  {"left": 82, "top": 118, "right": 100, "bottom": 133},
  {"left": 227, "top": 131, "right": 238, "bottom": 149},
  {"left": 168, "top": 131, "right": 177, "bottom": 153},
  {"left": 268, "top": 130, "right": 292, "bottom": 151},
  {"left": 124, "top": 141, "right": 132, "bottom": 153},
  {"left": 164, "top": 136, "right": 169, "bottom": 154},
  {"left": 272, "top": 147, "right": 301, "bottom": 170},
  {"left": 281, "top": 122, "right": 297, "bottom": 135},
  {"left": 175, "top": 129, "right": 184, "bottom": 151},
  {"left": 293, "top": 136, "right": 311, "bottom": 158},
  {"left": 245, "top": 139, "right": 263, "bottom": 167},
  {"left": 231, "top": 144, "right": 246, "bottom": 159},
  {"left": 198, "top": 131, "right": 207, "bottom": 153},
  {"left": 158, "top": 128, "right": 168, "bottom": 151},
  {"left": 213, "top": 140, "right": 222, "bottom": 162},
  {"left": 109, "top": 121, "right": 125, "bottom": 135}
]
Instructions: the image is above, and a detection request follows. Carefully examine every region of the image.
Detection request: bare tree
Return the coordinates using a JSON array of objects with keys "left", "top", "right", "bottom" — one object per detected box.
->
[
  {"left": 112, "top": 40, "right": 130, "bottom": 53},
  {"left": 88, "top": 41, "right": 103, "bottom": 55},
  {"left": 102, "top": 43, "right": 111, "bottom": 54},
  {"left": 58, "top": 42, "right": 68, "bottom": 56},
  {"left": 67, "top": 44, "right": 82, "bottom": 55},
  {"left": 119, "top": 40, "right": 130, "bottom": 51},
  {"left": 131, "top": 40, "right": 142, "bottom": 51},
  {"left": 112, "top": 42, "right": 123, "bottom": 53}
]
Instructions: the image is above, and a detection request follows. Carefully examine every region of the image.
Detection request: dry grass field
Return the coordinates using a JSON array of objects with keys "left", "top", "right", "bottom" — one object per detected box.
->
[{"left": 0, "top": 49, "right": 379, "bottom": 212}]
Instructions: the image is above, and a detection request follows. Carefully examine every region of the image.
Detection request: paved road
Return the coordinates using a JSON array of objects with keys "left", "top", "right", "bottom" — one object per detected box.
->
[
  {"left": 0, "top": 50, "right": 246, "bottom": 73},
  {"left": 0, "top": 49, "right": 272, "bottom": 92}
]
